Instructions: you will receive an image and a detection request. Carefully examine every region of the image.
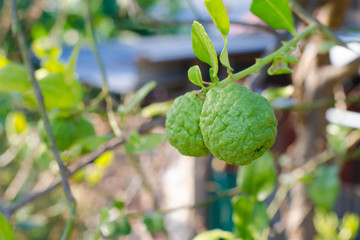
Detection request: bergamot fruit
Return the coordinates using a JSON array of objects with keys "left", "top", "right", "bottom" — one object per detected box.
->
[
  {"left": 200, "top": 83, "right": 277, "bottom": 165},
  {"left": 165, "top": 91, "right": 210, "bottom": 157}
]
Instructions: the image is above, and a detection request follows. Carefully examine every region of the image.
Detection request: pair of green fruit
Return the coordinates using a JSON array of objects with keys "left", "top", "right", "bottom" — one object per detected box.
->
[{"left": 165, "top": 83, "right": 277, "bottom": 165}]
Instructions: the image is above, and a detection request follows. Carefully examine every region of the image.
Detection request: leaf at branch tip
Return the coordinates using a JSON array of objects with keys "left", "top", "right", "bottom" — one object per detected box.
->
[
  {"left": 209, "top": 68, "right": 219, "bottom": 84},
  {"left": 191, "top": 21, "right": 218, "bottom": 75},
  {"left": 65, "top": 42, "right": 81, "bottom": 85},
  {"left": 250, "top": 0, "right": 296, "bottom": 34},
  {"left": 220, "top": 36, "right": 233, "bottom": 72},
  {"left": 204, "top": 0, "right": 230, "bottom": 36},
  {"left": 0, "top": 212, "right": 15, "bottom": 240},
  {"left": 188, "top": 65, "right": 204, "bottom": 87}
]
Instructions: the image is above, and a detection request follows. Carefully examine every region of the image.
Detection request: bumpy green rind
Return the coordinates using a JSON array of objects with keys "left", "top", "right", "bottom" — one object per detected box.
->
[
  {"left": 166, "top": 91, "right": 210, "bottom": 157},
  {"left": 200, "top": 83, "right": 277, "bottom": 165}
]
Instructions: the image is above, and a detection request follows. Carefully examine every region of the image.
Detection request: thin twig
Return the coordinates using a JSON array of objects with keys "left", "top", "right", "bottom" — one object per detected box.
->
[
  {"left": 84, "top": 0, "right": 122, "bottom": 137},
  {"left": 10, "top": 0, "right": 75, "bottom": 211},
  {"left": 5, "top": 137, "right": 125, "bottom": 215},
  {"left": 289, "top": 0, "right": 347, "bottom": 47},
  {"left": 222, "top": 24, "right": 318, "bottom": 85}
]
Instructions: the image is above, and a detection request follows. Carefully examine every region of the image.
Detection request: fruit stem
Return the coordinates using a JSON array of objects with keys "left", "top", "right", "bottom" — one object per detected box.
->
[{"left": 221, "top": 24, "right": 317, "bottom": 85}]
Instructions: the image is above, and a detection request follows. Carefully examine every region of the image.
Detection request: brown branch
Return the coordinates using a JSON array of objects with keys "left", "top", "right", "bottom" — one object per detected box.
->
[{"left": 5, "top": 137, "right": 126, "bottom": 215}]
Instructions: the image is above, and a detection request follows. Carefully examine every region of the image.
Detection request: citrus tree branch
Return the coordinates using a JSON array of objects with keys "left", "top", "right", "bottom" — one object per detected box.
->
[
  {"left": 221, "top": 24, "right": 317, "bottom": 85},
  {"left": 3, "top": 137, "right": 126, "bottom": 215},
  {"left": 84, "top": 0, "right": 122, "bottom": 137},
  {"left": 10, "top": 0, "right": 75, "bottom": 206}
]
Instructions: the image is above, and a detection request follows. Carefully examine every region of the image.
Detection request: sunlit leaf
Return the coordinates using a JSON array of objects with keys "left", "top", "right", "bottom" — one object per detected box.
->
[
  {"left": 193, "top": 229, "right": 236, "bottom": 240},
  {"left": 250, "top": 0, "right": 295, "bottom": 34},
  {"left": 31, "top": 37, "right": 61, "bottom": 59},
  {"left": 0, "top": 63, "right": 31, "bottom": 93},
  {"left": 237, "top": 152, "right": 277, "bottom": 201},
  {"left": 5, "top": 112, "right": 28, "bottom": 138},
  {"left": 339, "top": 213, "right": 360, "bottom": 240},
  {"left": 313, "top": 210, "right": 339, "bottom": 238},
  {"left": 188, "top": 65, "right": 204, "bottom": 87},
  {"left": 42, "top": 58, "right": 66, "bottom": 73},
  {"left": 141, "top": 100, "right": 172, "bottom": 118},
  {"left": 232, "top": 195, "right": 269, "bottom": 240},
  {"left": 0, "top": 213, "right": 15, "bottom": 240},
  {"left": 191, "top": 21, "right": 218, "bottom": 77},
  {"left": 204, "top": 0, "right": 230, "bottom": 36},
  {"left": 94, "top": 151, "right": 114, "bottom": 169},
  {"left": 0, "top": 55, "right": 9, "bottom": 68}
]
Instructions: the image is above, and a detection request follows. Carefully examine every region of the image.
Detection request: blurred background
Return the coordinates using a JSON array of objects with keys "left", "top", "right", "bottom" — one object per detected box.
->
[{"left": 0, "top": 0, "right": 360, "bottom": 239}]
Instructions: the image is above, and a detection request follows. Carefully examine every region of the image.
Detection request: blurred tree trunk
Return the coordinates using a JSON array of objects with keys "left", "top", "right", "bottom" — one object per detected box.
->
[{"left": 285, "top": 0, "right": 350, "bottom": 239}]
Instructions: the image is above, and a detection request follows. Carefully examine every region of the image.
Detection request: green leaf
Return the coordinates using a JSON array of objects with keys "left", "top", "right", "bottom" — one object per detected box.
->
[
  {"left": 65, "top": 43, "right": 80, "bottom": 85},
  {"left": 42, "top": 58, "right": 67, "bottom": 73},
  {"left": 219, "top": 36, "right": 233, "bottom": 72},
  {"left": 232, "top": 195, "right": 270, "bottom": 240},
  {"left": 36, "top": 73, "right": 82, "bottom": 110},
  {"left": 307, "top": 165, "right": 340, "bottom": 211},
  {"left": 193, "top": 229, "right": 236, "bottom": 240},
  {"left": 113, "top": 200, "right": 125, "bottom": 210},
  {"left": 118, "top": 81, "right": 157, "bottom": 116},
  {"left": 101, "top": 217, "right": 132, "bottom": 237},
  {"left": 94, "top": 207, "right": 110, "bottom": 240},
  {"left": 209, "top": 68, "right": 219, "bottom": 84},
  {"left": 143, "top": 212, "right": 166, "bottom": 233},
  {"left": 267, "top": 57, "right": 292, "bottom": 75},
  {"left": 0, "top": 63, "right": 31, "bottom": 93},
  {"left": 141, "top": 100, "right": 172, "bottom": 118},
  {"left": 188, "top": 65, "right": 204, "bottom": 87},
  {"left": 204, "top": 0, "right": 230, "bottom": 36},
  {"left": 237, "top": 151, "right": 277, "bottom": 201},
  {"left": 0, "top": 212, "right": 15, "bottom": 240},
  {"left": 125, "top": 131, "right": 166, "bottom": 155},
  {"left": 191, "top": 21, "right": 218, "bottom": 77},
  {"left": 250, "top": 0, "right": 295, "bottom": 34}
]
